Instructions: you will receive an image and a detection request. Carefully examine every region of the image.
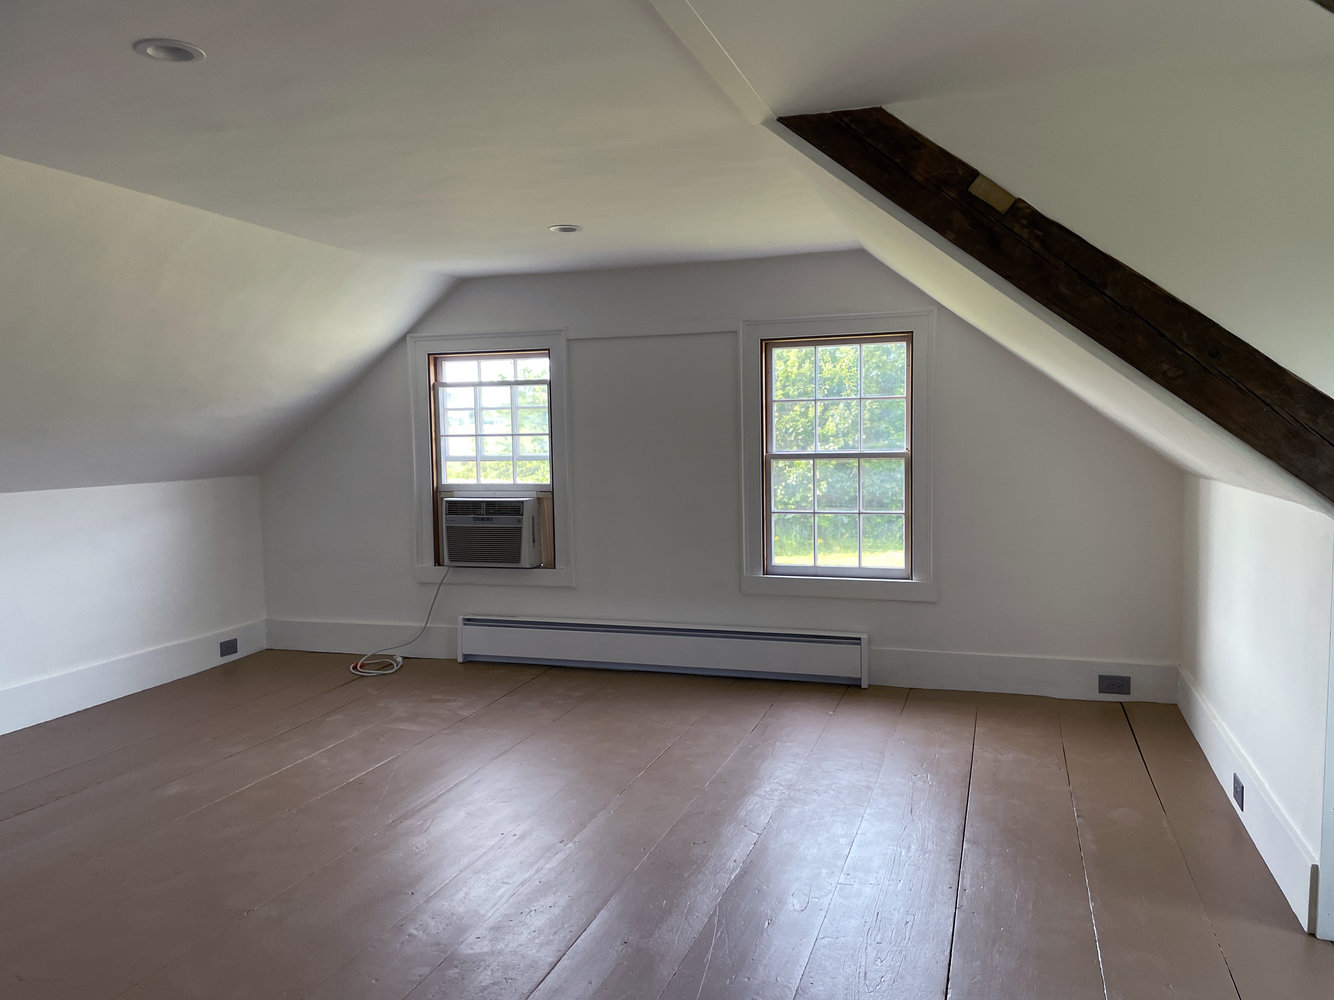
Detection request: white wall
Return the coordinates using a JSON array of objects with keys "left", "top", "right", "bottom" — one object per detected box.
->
[
  {"left": 263, "top": 250, "right": 1183, "bottom": 698},
  {"left": 1180, "top": 477, "right": 1334, "bottom": 930},
  {"left": 0, "top": 477, "right": 267, "bottom": 735}
]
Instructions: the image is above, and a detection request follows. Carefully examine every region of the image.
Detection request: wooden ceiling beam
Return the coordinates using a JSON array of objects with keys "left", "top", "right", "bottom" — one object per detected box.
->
[{"left": 779, "top": 106, "right": 1334, "bottom": 503}]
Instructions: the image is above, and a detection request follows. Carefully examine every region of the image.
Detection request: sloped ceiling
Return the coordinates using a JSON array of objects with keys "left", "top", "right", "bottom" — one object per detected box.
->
[
  {"left": 3, "top": 0, "right": 1332, "bottom": 495},
  {"left": 650, "top": 0, "right": 1334, "bottom": 510},
  {"left": 0, "top": 155, "right": 447, "bottom": 492}
]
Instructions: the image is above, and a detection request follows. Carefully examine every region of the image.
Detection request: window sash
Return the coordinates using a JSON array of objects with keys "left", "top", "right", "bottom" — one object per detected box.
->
[
  {"left": 430, "top": 350, "right": 552, "bottom": 488},
  {"left": 762, "top": 334, "right": 912, "bottom": 579}
]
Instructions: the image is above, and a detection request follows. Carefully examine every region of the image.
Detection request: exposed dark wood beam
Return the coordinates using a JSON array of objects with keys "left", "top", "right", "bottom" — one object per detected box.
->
[{"left": 779, "top": 107, "right": 1334, "bottom": 504}]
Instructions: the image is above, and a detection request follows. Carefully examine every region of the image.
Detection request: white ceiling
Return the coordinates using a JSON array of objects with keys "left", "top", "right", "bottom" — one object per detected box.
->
[
  {"left": 3, "top": 0, "right": 1332, "bottom": 493},
  {"left": 0, "top": 0, "right": 855, "bottom": 274}
]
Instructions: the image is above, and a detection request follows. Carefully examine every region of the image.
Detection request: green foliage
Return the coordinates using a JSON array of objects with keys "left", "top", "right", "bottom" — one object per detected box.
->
[
  {"left": 862, "top": 514, "right": 906, "bottom": 568},
  {"left": 815, "top": 460, "right": 858, "bottom": 510},
  {"left": 862, "top": 399, "right": 906, "bottom": 451},
  {"left": 515, "top": 460, "right": 549, "bottom": 483},
  {"left": 772, "top": 513, "right": 814, "bottom": 565},
  {"left": 774, "top": 401, "right": 815, "bottom": 451},
  {"left": 862, "top": 458, "right": 905, "bottom": 511},
  {"left": 817, "top": 345, "right": 859, "bottom": 398},
  {"left": 772, "top": 459, "right": 813, "bottom": 510},
  {"left": 863, "top": 342, "right": 907, "bottom": 396},
  {"left": 773, "top": 346, "right": 814, "bottom": 399},
  {"left": 482, "top": 408, "right": 512, "bottom": 433},
  {"left": 816, "top": 514, "right": 859, "bottom": 565},
  {"left": 517, "top": 408, "right": 549, "bottom": 434}
]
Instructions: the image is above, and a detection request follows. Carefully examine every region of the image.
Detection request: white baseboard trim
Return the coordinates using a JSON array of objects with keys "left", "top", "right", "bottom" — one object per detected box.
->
[
  {"left": 1177, "top": 668, "right": 1319, "bottom": 931},
  {"left": 268, "top": 621, "right": 1176, "bottom": 702},
  {"left": 870, "top": 647, "right": 1178, "bottom": 703},
  {"left": 266, "top": 618, "right": 458, "bottom": 661},
  {"left": 0, "top": 619, "right": 267, "bottom": 737}
]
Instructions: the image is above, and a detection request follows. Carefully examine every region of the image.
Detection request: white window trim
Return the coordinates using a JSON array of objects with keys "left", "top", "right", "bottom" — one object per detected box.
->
[
  {"left": 739, "top": 311, "right": 937, "bottom": 602},
  {"left": 408, "top": 328, "right": 574, "bottom": 587}
]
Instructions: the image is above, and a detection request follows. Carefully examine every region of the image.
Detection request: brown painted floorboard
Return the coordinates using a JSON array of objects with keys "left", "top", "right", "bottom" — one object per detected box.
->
[{"left": 0, "top": 651, "right": 1329, "bottom": 999}]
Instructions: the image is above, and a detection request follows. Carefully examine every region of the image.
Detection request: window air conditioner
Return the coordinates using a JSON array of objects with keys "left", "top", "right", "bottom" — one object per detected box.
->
[{"left": 439, "top": 496, "right": 542, "bottom": 568}]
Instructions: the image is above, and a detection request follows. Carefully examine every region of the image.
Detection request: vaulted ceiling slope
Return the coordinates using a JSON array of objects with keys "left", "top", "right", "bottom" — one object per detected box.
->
[
  {"left": 651, "top": 0, "right": 1334, "bottom": 512},
  {"left": 0, "top": 154, "right": 448, "bottom": 493}
]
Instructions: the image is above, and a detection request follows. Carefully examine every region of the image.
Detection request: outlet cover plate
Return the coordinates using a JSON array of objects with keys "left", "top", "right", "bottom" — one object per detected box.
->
[{"left": 1098, "top": 674, "right": 1132, "bottom": 696}]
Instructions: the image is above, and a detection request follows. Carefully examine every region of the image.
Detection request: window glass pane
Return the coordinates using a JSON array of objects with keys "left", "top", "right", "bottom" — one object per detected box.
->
[
  {"left": 863, "top": 399, "right": 907, "bottom": 451},
  {"left": 518, "top": 435, "right": 549, "bottom": 457},
  {"left": 517, "top": 356, "right": 549, "bottom": 380},
  {"left": 445, "top": 436, "right": 476, "bottom": 458},
  {"left": 480, "top": 460, "right": 512, "bottom": 482},
  {"left": 772, "top": 346, "right": 814, "bottom": 400},
  {"left": 480, "top": 385, "right": 512, "bottom": 408},
  {"left": 772, "top": 513, "right": 814, "bottom": 566},
  {"left": 862, "top": 342, "right": 908, "bottom": 397},
  {"left": 479, "top": 358, "right": 515, "bottom": 382},
  {"left": 862, "top": 458, "right": 905, "bottom": 511},
  {"left": 815, "top": 459, "right": 858, "bottom": 511},
  {"left": 444, "top": 460, "right": 478, "bottom": 483},
  {"left": 444, "top": 359, "right": 478, "bottom": 383},
  {"left": 481, "top": 409, "right": 512, "bottom": 434},
  {"left": 817, "top": 344, "right": 859, "bottom": 398},
  {"left": 516, "top": 384, "right": 547, "bottom": 406},
  {"left": 862, "top": 514, "right": 906, "bottom": 568},
  {"left": 773, "top": 401, "right": 815, "bottom": 451},
  {"left": 481, "top": 436, "right": 512, "bottom": 457},
  {"left": 446, "top": 409, "right": 475, "bottom": 434},
  {"left": 815, "top": 514, "right": 859, "bottom": 566},
  {"left": 516, "top": 460, "right": 550, "bottom": 483},
  {"left": 517, "top": 408, "right": 549, "bottom": 434},
  {"left": 816, "top": 400, "right": 859, "bottom": 451},
  {"left": 771, "top": 459, "right": 813, "bottom": 511},
  {"left": 443, "top": 386, "right": 474, "bottom": 408}
]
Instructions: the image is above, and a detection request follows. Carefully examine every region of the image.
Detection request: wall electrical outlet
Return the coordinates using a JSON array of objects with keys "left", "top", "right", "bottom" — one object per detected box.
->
[
  {"left": 1097, "top": 674, "right": 1132, "bottom": 697},
  {"left": 1233, "top": 773, "right": 1245, "bottom": 811},
  {"left": 219, "top": 637, "right": 238, "bottom": 657}
]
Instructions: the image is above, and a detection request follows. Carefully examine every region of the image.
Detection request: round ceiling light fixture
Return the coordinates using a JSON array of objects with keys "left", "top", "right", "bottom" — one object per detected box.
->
[
  {"left": 132, "top": 38, "right": 206, "bottom": 63},
  {"left": 548, "top": 224, "right": 583, "bottom": 234}
]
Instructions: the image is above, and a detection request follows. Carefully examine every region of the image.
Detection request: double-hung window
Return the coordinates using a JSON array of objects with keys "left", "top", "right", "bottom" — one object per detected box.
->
[
  {"left": 765, "top": 334, "right": 910, "bottom": 577},
  {"left": 740, "top": 311, "right": 933, "bottom": 600},
  {"left": 408, "top": 329, "right": 571, "bottom": 585}
]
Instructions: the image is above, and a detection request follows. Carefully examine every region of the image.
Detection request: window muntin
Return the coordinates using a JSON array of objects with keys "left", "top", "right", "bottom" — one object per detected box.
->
[
  {"left": 763, "top": 333, "right": 911, "bottom": 578},
  {"left": 431, "top": 350, "right": 552, "bottom": 487}
]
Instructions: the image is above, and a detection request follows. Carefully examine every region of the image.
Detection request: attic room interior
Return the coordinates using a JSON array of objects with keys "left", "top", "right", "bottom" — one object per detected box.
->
[{"left": 3, "top": 0, "right": 1334, "bottom": 997}]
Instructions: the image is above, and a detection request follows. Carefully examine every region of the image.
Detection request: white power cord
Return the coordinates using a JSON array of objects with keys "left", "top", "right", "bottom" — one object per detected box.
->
[{"left": 350, "top": 568, "right": 452, "bottom": 676}]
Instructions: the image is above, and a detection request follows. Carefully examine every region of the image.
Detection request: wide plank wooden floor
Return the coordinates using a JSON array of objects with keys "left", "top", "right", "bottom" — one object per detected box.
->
[{"left": 1, "top": 650, "right": 1330, "bottom": 999}]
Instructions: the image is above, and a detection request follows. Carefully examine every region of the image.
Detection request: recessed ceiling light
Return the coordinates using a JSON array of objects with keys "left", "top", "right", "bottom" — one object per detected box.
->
[
  {"left": 548, "top": 224, "right": 582, "bottom": 233},
  {"left": 132, "top": 38, "right": 206, "bottom": 63}
]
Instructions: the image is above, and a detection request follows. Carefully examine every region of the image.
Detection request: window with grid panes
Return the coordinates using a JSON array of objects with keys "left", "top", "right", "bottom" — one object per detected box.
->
[
  {"left": 432, "top": 350, "right": 551, "bottom": 487},
  {"left": 764, "top": 334, "right": 910, "bottom": 577}
]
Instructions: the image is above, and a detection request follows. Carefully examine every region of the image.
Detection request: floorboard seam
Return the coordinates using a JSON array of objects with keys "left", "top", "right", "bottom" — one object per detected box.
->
[
  {"left": 1121, "top": 704, "right": 1245, "bottom": 1000},
  {"left": 790, "top": 687, "right": 911, "bottom": 998},
  {"left": 1058, "top": 720, "right": 1110, "bottom": 1000},
  {"left": 941, "top": 699, "right": 979, "bottom": 1000}
]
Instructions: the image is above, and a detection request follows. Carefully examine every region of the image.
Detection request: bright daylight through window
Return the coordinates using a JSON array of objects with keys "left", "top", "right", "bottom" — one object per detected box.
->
[
  {"left": 432, "top": 350, "right": 551, "bottom": 487},
  {"left": 764, "top": 334, "right": 911, "bottom": 578}
]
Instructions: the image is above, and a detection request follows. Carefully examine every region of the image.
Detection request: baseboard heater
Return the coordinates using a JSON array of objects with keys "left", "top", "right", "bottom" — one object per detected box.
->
[{"left": 457, "top": 615, "right": 868, "bottom": 687}]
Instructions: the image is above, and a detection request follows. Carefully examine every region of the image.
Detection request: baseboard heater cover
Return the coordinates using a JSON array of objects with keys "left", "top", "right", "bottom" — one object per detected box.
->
[{"left": 457, "top": 616, "right": 869, "bottom": 687}]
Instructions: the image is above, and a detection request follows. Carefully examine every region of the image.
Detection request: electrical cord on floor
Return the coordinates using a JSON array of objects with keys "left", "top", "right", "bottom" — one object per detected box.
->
[{"left": 350, "top": 567, "right": 452, "bottom": 676}]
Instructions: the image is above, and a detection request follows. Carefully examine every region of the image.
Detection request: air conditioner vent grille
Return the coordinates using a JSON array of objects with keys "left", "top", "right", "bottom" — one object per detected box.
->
[
  {"left": 445, "top": 524, "right": 525, "bottom": 564},
  {"left": 444, "top": 498, "right": 526, "bottom": 517}
]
